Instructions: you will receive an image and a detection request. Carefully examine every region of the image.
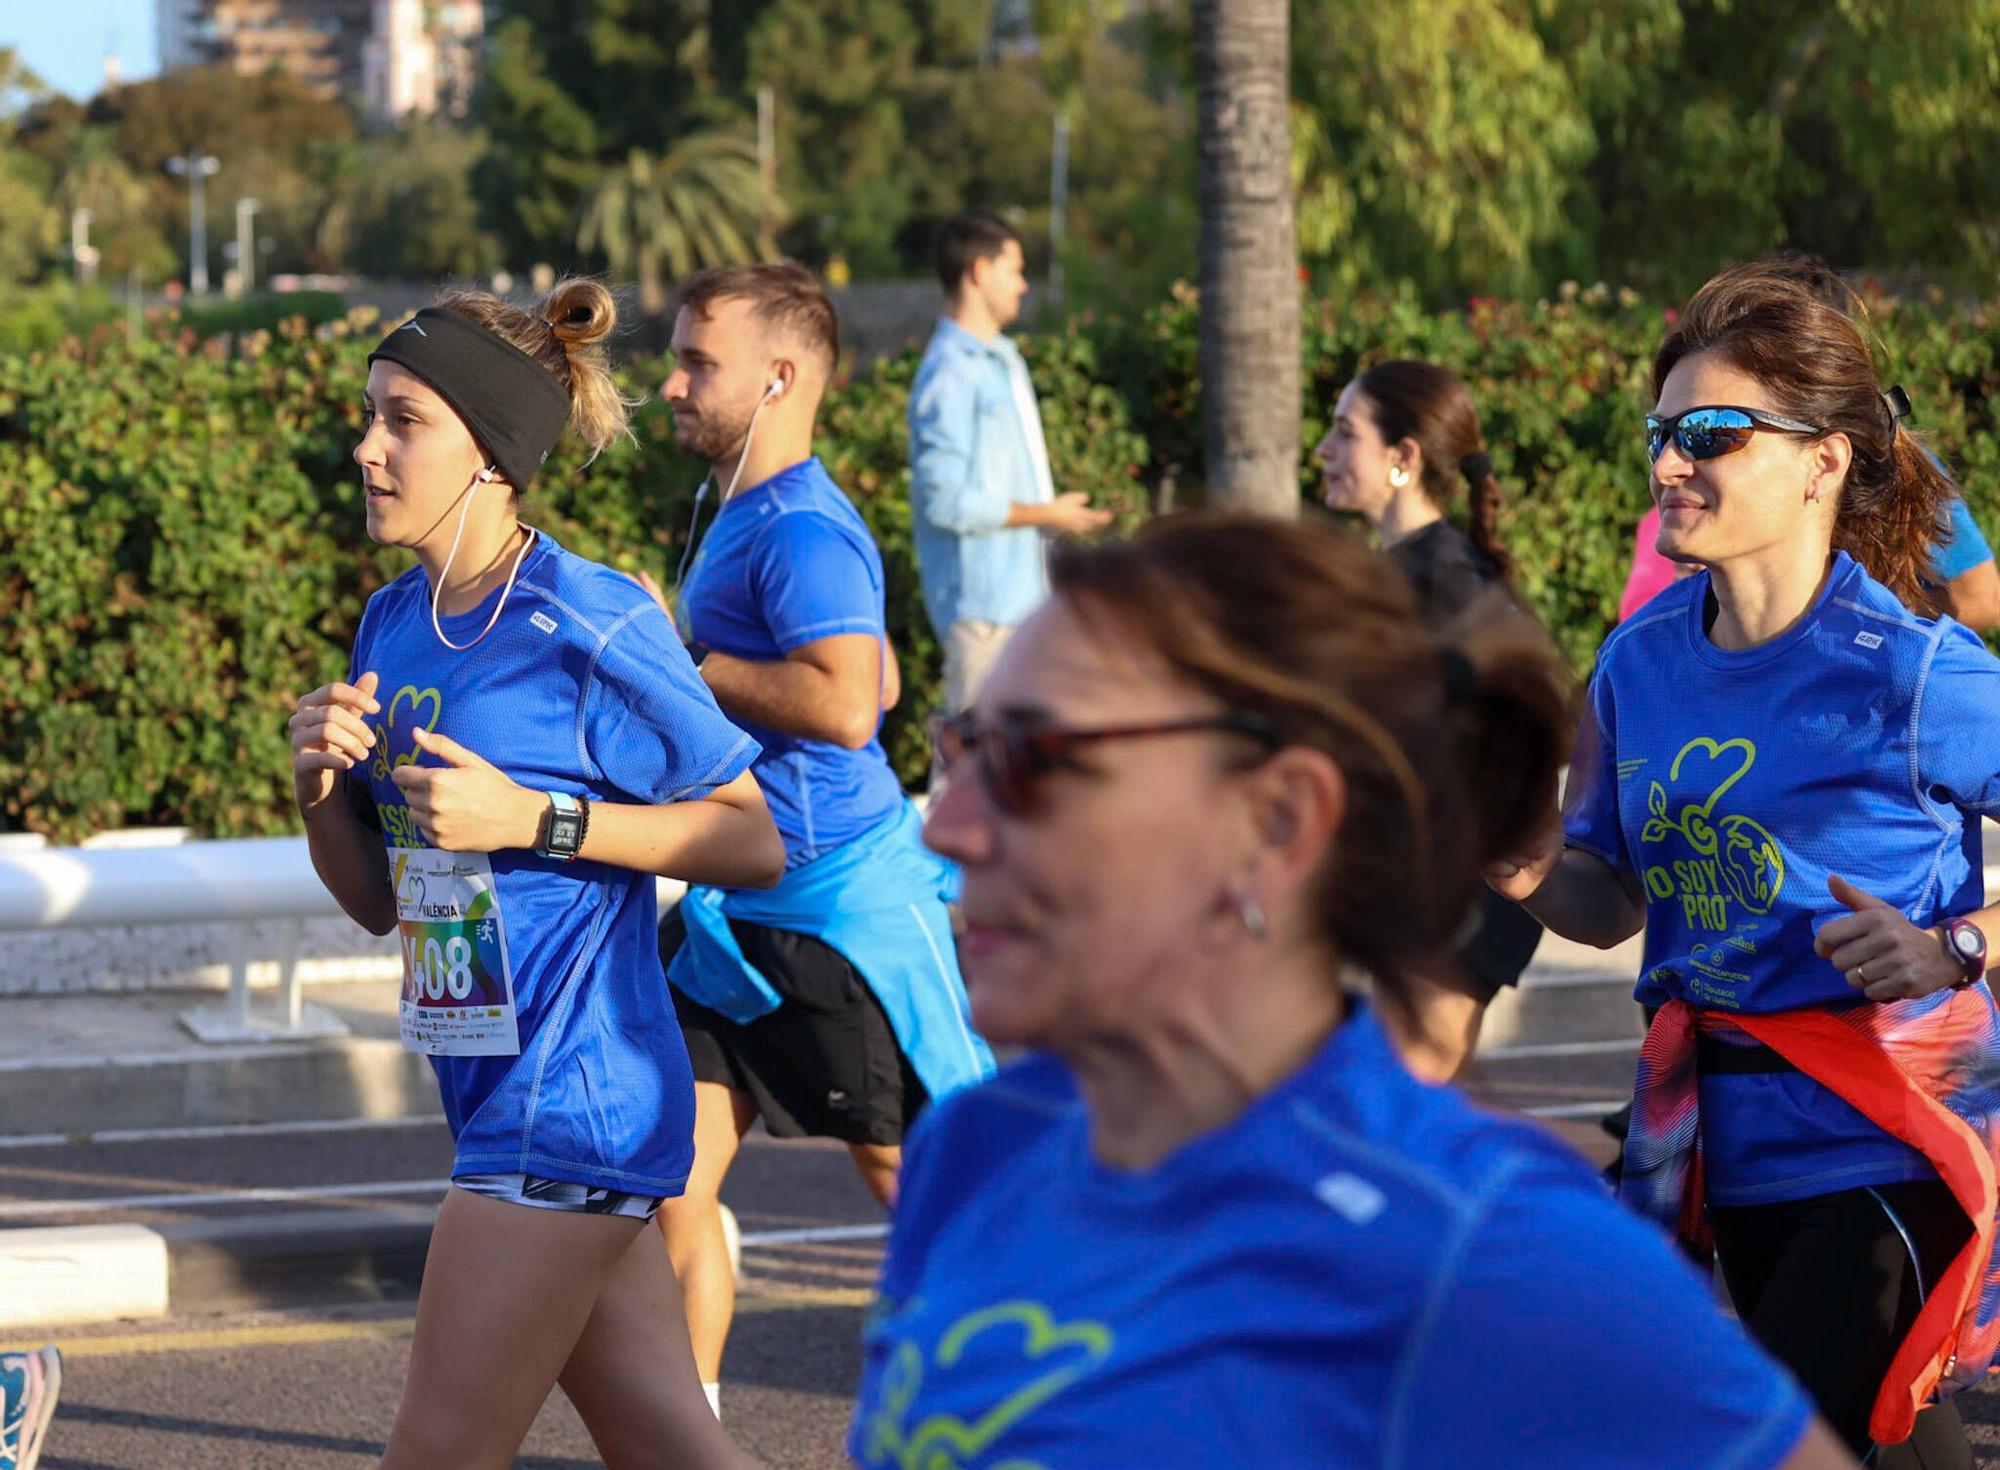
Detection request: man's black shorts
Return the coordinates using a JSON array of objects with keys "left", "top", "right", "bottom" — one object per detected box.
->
[{"left": 660, "top": 906, "right": 928, "bottom": 1145}]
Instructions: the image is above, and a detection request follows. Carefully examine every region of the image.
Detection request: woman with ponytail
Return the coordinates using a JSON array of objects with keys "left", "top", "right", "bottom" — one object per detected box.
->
[
  {"left": 1494, "top": 260, "right": 2000, "bottom": 1468},
  {"left": 850, "top": 513, "right": 1852, "bottom": 1469},
  {"left": 289, "top": 279, "right": 781, "bottom": 1467},
  {"left": 1315, "top": 359, "right": 1543, "bottom": 1078}
]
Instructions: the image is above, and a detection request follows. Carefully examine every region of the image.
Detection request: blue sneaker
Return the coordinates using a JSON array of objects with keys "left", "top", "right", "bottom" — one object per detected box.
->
[{"left": 0, "top": 1347, "right": 60, "bottom": 1470}]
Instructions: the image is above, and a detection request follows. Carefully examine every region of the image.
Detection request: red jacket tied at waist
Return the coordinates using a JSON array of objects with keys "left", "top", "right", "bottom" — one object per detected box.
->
[{"left": 1620, "top": 991, "right": 2000, "bottom": 1446}]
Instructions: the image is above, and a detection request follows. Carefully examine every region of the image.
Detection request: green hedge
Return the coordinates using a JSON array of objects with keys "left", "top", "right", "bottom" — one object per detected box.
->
[
  {"left": 5, "top": 287, "right": 1999, "bottom": 841},
  {"left": 0, "top": 311, "right": 1148, "bottom": 841},
  {"left": 1099, "top": 283, "right": 2000, "bottom": 671}
]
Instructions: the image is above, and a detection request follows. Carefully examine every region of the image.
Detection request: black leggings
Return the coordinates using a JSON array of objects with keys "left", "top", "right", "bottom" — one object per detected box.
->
[{"left": 1710, "top": 1180, "right": 1973, "bottom": 1468}]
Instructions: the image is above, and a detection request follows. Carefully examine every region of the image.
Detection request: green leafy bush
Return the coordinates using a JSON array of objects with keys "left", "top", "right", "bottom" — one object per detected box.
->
[
  {"left": 4, "top": 287, "right": 1996, "bottom": 841},
  {"left": 0, "top": 309, "right": 1147, "bottom": 840}
]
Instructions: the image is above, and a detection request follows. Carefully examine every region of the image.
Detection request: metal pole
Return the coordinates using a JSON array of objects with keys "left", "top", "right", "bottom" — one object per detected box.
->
[
  {"left": 169, "top": 151, "right": 220, "bottom": 297},
  {"left": 236, "top": 197, "right": 259, "bottom": 295},
  {"left": 1049, "top": 112, "right": 1070, "bottom": 307},
  {"left": 70, "top": 209, "right": 97, "bottom": 287},
  {"left": 189, "top": 163, "right": 209, "bottom": 296},
  {"left": 756, "top": 85, "right": 777, "bottom": 259}
]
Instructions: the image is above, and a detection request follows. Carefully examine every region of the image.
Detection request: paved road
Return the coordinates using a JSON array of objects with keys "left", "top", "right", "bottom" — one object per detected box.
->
[
  {"left": 2, "top": 1124, "right": 880, "bottom": 1468},
  {"left": 9, "top": 1052, "right": 2000, "bottom": 1466}
]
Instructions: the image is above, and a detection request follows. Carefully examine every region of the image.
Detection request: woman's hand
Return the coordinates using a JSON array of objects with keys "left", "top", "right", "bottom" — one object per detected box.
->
[
  {"left": 1485, "top": 814, "right": 1564, "bottom": 902},
  {"left": 290, "top": 672, "right": 382, "bottom": 815},
  {"left": 390, "top": 726, "right": 542, "bottom": 853},
  {"left": 1814, "top": 874, "right": 1962, "bottom": 1002}
]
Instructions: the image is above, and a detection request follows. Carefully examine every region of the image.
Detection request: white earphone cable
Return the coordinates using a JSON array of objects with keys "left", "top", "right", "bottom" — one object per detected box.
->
[
  {"left": 430, "top": 468, "right": 537, "bottom": 652},
  {"left": 672, "top": 378, "right": 783, "bottom": 593}
]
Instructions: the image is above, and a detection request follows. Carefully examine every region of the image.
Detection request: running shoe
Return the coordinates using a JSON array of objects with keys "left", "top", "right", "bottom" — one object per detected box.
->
[{"left": 0, "top": 1346, "right": 61, "bottom": 1470}]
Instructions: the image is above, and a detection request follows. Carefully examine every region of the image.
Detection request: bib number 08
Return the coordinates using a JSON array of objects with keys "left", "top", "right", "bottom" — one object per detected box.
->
[{"left": 405, "top": 933, "right": 476, "bottom": 1001}]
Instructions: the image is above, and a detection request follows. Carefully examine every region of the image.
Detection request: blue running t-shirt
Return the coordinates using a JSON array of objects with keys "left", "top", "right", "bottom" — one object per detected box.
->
[
  {"left": 347, "top": 532, "right": 757, "bottom": 1195},
  {"left": 850, "top": 1004, "right": 1812, "bottom": 1469},
  {"left": 1934, "top": 494, "right": 1995, "bottom": 583},
  {"left": 1566, "top": 552, "right": 2000, "bottom": 1204},
  {"left": 680, "top": 456, "right": 904, "bottom": 869}
]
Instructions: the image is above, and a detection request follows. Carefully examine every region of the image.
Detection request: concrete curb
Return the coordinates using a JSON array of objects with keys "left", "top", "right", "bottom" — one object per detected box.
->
[
  {"left": 0, "top": 1035, "right": 438, "bottom": 1139},
  {"left": 0, "top": 1224, "right": 170, "bottom": 1328},
  {"left": 0, "top": 1206, "right": 437, "bottom": 1331}
]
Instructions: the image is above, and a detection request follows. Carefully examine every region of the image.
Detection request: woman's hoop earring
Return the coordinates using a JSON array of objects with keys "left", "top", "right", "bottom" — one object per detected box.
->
[{"left": 1388, "top": 466, "right": 1411, "bottom": 488}]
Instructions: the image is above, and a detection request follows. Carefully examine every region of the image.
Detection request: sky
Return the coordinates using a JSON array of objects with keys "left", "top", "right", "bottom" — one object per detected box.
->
[{"left": 4, "top": 1, "right": 159, "bottom": 102}]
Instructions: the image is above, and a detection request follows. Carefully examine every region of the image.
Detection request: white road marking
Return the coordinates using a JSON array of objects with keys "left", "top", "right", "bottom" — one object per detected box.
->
[
  {"left": 0, "top": 1115, "right": 450, "bottom": 1151},
  {"left": 1523, "top": 1100, "right": 1625, "bottom": 1119},
  {"left": 0, "top": 1177, "right": 891, "bottom": 1248},
  {"left": 1478, "top": 1038, "right": 1640, "bottom": 1060}
]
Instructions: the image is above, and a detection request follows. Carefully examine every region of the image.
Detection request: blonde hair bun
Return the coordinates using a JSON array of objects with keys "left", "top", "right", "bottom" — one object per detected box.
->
[{"left": 543, "top": 278, "right": 617, "bottom": 350}]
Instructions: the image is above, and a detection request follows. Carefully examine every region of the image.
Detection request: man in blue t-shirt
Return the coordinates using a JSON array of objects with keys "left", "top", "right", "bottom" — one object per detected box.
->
[
  {"left": 1929, "top": 480, "right": 2000, "bottom": 630},
  {"left": 648, "top": 262, "right": 990, "bottom": 1418}
]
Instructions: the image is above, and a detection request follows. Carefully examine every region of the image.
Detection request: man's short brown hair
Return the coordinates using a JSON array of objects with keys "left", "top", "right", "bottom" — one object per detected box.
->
[{"left": 676, "top": 262, "right": 839, "bottom": 370}]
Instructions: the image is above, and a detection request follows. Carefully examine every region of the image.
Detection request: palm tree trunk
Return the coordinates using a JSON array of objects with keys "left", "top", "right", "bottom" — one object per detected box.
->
[
  {"left": 1193, "top": 0, "right": 1301, "bottom": 516},
  {"left": 639, "top": 251, "right": 664, "bottom": 318}
]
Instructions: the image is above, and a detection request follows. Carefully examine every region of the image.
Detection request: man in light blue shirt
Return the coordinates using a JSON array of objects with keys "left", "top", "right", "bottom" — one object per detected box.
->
[{"left": 909, "top": 211, "right": 1111, "bottom": 711}]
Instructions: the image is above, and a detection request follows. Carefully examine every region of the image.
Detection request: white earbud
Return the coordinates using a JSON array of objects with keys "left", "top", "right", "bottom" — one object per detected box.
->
[
  {"left": 764, "top": 378, "right": 784, "bottom": 401},
  {"left": 474, "top": 465, "right": 497, "bottom": 484}
]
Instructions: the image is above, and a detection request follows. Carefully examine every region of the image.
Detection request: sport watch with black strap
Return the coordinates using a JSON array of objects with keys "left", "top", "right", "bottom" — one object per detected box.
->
[
  {"left": 535, "top": 791, "right": 590, "bottom": 862},
  {"left": 1937, "top": 915, "right": 1988, "bottom": 990}
]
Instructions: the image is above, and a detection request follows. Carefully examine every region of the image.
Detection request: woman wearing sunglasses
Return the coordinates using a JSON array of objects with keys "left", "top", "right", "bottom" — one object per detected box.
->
[
  {"left": 1315, "top": 358, "right": 1544, "bottom": 1079},
  {"left": 848, "top": 513, "right": 1853, "bottom": 1469},
  {"left": 1493, "top": 261, "right": 2000, "bottom": 1468}
]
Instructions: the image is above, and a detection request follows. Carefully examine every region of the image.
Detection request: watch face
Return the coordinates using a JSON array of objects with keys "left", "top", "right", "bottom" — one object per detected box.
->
[
  {"left": 549, "top": 810, "right": 584, "bottom": 852},
  {"left": 1954, "top": 925, "right": 1986, "bottom": 960}
]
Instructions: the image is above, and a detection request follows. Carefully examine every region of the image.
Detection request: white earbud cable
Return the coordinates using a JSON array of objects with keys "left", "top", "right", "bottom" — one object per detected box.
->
[
  {"left": 672, "top": 381, "right": 781, "bottom": 592},
  {"left": 430, "top": 469, "right": 537, "bottom": 651}
]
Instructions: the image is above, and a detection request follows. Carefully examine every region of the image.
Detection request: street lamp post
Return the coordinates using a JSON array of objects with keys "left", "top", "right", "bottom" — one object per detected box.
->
[
  {"left": 166, "top": 150, "right": 221, "bottom": 296},
  {"left": 234, "top": 197, "right": 260, "bottom": 296},
  {"left": 70, "top": 208, "right": 99, "bottom": 287}
]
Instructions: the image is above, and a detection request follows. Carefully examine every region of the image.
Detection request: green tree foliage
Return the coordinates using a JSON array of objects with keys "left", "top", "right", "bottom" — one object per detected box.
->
[
  {"left": 744, "top": 0, "right": 931, "bottom": 274},
  {"left": 1540, "top": 0, "right": 2000, "bottom": 296},
  {"left": 0, "top": 50, "right": 57, "bottom": 287},
  {"left": 577, "top": 133, "right": 776, "bottom": 312},
  {"left": 78, "top": 66, "right": 356, "bottom": 281},
  {"left": 472, "top": 0, "right": 726, "bottom": 268},
  {"left": 0, "top": 147, "right": 55, "bottom": 288},
  {"left": 1290, "top": 0, "right": 1594, "bottom": 301},
  {"left": 318, "top": 124, "right": 502, "bottom": 282},
  {"left": 50, "top": 126, "right": 176, "bottom": 284}
]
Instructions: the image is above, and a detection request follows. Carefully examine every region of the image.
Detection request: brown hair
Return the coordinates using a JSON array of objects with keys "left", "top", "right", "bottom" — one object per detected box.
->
[
  {"left": 1654, "top": 261, "right": 1952, "bottom": 614},
  {"left": 676, "top": 261, "right": 839, "bottom": 373},
  {"left": 436, "top": 277, "right": 634, "bottom": 458},
  {"left": 1049, "top": 513, "right": 1571, "bottom": 1001},
  {"left": 1354, "top": 359, "right": 1513, "bottom": 579}
]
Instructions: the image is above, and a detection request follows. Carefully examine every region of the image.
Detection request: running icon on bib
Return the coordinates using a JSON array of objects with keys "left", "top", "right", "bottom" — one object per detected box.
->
[{"left": 393, "top": 846, "right": 520, "bottom": 1056}]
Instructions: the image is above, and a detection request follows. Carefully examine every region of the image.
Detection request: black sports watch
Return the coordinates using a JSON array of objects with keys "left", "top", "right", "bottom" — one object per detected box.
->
[
  {"left": 1939, "top": 916, "right": 1988, "bottom": 990},
  {"left": 536, "top": 791, "right": 588, "bottom": 862}
]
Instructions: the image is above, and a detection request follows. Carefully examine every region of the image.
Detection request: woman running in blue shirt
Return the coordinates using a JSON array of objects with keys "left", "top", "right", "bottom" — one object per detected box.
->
[
  {"left": 852, "top": 512, "right": 1854, "bottom": 1469},
  {"left": 1494, "top": 261, "right": 2000, "bottom": 1468},
  {"left": 290, "top": 280, "right": 782, "bottom": 1468}
]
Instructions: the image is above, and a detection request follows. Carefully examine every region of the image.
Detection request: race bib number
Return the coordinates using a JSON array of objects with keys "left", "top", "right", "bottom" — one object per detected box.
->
[{"left": 392, "top": 847, "right": 520, "bottom": 1057}]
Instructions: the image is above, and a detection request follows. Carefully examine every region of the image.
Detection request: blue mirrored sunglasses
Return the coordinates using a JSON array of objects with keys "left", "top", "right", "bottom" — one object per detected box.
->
[{"left": 1645, "top": 405, "right": 1824, "bottom": 464}]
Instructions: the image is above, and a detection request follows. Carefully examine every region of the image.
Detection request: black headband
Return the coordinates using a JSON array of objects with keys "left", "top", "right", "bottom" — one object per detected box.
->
[{"left": 368, "top": 307, "right": 570, "bottom": 492}]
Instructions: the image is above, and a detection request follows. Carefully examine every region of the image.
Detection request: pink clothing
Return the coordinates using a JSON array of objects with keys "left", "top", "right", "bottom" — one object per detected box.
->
[{"left": 1618, "top": 506, "right": 1678, "bottom": 622}]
